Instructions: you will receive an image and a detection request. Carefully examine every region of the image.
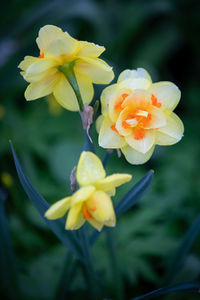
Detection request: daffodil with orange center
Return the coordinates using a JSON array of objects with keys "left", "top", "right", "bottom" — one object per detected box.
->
[
  {"left": 18, "top": 25, "right": 114, "bottom": 111},
  {"left": 97, "top": 68, "right": 184, "bottom": 164},
  {"left": 45, "top": 152, "right": 132, "bottom": 231}
]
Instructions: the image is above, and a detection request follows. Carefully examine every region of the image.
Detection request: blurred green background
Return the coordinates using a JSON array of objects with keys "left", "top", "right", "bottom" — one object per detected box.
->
[{"left": 1, "top": 0, "right": 200, "bottom": 299}]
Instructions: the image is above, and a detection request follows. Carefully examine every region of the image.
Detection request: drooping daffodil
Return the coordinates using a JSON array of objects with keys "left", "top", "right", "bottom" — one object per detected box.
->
[
  {"left": 97, "top": 68, "right": 184, "bottom": 165},
  {"left": 45, "top": 151, "right": 132, "bottom": 231},
  {"left": 19, "top": 25, "right": 114, "bottom": 111}
]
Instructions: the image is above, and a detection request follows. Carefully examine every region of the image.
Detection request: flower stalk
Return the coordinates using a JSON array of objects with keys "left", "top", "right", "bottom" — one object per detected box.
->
[{"left": 59, "top": 62, "right": 84, "bottom": 111}]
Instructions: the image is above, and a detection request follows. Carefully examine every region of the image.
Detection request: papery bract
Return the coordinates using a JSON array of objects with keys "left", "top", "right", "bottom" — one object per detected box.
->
[
  {"left": 45, "top": 152, "right": 132, "bottom": 231},
  {"left": 19, "top": 25, "right": 114, "bottom": 111},
  {"left": 97, "top": 68, "right": 184, "bottom": 164}
]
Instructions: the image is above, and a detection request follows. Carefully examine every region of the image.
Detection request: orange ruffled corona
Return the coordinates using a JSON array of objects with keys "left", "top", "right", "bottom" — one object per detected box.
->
[
  {"left": 18, "top": 25, "right": 114, "bottom": 111},
  {"left": 45, "top": 152, "right": 132, "bottom": 231},
  {"left": 97, "top": 68, "right": 184, "bottom": 165}
]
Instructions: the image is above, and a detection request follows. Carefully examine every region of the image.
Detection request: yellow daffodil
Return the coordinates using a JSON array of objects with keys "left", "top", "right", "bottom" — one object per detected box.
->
[
  {"left": 96, "top": 68, "right": 184, "bottom": 165},
  {"left": 19, "top": 25, "right": 114, "bottom": 111},
  {"left": 45, "top": 151, "right": 132, "bottom": 231}
]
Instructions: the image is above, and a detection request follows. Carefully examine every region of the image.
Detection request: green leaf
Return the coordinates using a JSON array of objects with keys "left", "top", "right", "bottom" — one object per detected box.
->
[
  {"left": 115, "top": 170, "right": 154, "bottom": 217},
  {"left": 0, "top": 188, "right": 21, "bottom": 299},
  {"left": 131, "top": 282, "right": 200, "bottom": 300},
  {"left": 164, "top": 214, "right": 200, "bottom": 283},
  {"left": 10, "top": 141, "right": 84, "bottom": 262}
]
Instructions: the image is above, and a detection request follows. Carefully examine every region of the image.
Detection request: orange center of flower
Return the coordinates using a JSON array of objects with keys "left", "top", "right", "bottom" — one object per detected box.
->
[
  {"left": 122, "top": 108, "right": 152, "bottom": 140},
  {"left": 110, "top": 92, "right": 163, "bottom": 141},
  {"left": 83, "top": 203, "right": 96, "bottom": 219},
  {"left": 134, "top": 127, "right": 145, "bottom": 140}
]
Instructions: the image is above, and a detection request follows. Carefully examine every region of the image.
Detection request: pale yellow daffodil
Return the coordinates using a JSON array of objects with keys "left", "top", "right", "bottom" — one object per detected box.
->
[
  {"left": 45, "top": 151, "right": 132, "bottom": 231},
  {"left": 96, "top": 68, "right": 184, "bottom": 165},
  {"left": 19, "top": 25, "right": 114, "bottom": 111}
]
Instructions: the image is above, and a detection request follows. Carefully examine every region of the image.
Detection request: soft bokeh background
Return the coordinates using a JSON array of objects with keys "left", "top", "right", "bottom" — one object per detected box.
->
[{"left": 1, "top": 0, "right": 200, "bottom": 299}]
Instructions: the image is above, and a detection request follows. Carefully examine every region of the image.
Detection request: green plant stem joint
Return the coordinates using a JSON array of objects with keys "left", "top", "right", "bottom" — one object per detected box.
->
[{"left": 59, "top": 62, "right": 84, "bottom": 111}]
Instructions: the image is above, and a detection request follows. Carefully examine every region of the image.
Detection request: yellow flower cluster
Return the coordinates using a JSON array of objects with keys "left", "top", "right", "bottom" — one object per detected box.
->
[
  {"left": 19, "top": 25, "right": 114, "bottom": 111},
  {"left": 45, "top": 152, "right": 132, "bottom": 231},
  {"left": 19, "top": 25, "right": 184, "bottom": 231},
  {"left": 97, "top": 68, "right": 184, "bottom": 164}
]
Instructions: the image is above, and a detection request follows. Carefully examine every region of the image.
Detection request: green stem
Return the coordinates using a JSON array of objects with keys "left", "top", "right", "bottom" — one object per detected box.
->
[
  {"left": 59, "top": 62, "right": 84, "bottom": 111},
  {"left": 78, "top": 226, "right": 102, "bottom": 300},
  {"left": 54, "top": 252, "right": 75, "bottom": 300},
  {"left": 106, "top": 229, "right": 123, "bottom": 300}
]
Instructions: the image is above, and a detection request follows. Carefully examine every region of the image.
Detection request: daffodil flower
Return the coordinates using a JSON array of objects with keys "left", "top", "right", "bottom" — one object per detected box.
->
[
  {"left": 45, "top": 152, "right": 132, "bottom": 231},
  {"left": 19, "top": 25, "right": 114, "bottom": 111},
  {"left": 97, "top": 68, "right": 184, "bottom": 164}
]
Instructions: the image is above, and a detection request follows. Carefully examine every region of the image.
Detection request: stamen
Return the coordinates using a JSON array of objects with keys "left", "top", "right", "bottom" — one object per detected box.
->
[
  {"left": 125, "top": 118, "right": 138, "bottom": 127},
  {"left": 136, "top": 110, "right": 149, "bottom": 117},
  {"left": 83, "top": 204, "right": 93, "bottom": 219}
]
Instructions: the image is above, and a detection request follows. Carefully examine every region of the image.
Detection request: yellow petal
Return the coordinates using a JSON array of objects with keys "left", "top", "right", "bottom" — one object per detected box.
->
[
  {"left": 66, "top": 203, "right": 84, "bottom": 230},
  {"left": 121, "top": 89, "right": 151, "bottom": 109},
  {"left": 87, "top": 219, "right": 103, "bottom": 231},
  {"left": 23, "top": 68, "right": 57, "bottom": 83},
  {"left": 119, "top": 78, "right": 151, "bottom": 90},
  {"left": 156, "top": 112, "right": 184, "bottom": 145},
  {"left": 86, "top": 190, "right": 116, "bottom": 226},
  {"left": 25, "top": 58, "right": 58, "bottom": 74},
  {"left": 44, "top": 196, "right": 71, "bottom": 220},
  {"left": 100, "top": 84, "right": 117, "bottom": 116},
  {"left": 125, "top": 130, "right": 155, "bottom": 154},
  {"left": 78, "top": 41, "right": 105, "bottom": 57},
  {"left": 18, "top": 56, "right": 39, "bottom": 71},
  {"left": 71, "top": 186, "right": 96, "bottom": 205},
  {"left": 75, "top": 71, "right": 94, "bottom": 105},
  {"left": 87, "top": 218, "right": 103, "bottom": 231},
  {"left": 108, "top": 88, "right": 132, "bottom": 123},
  {"left": 36, "top": 25, "right": 63, "bottom": 52},
  {"left": 96, "top": 174, "right": 132, "bottom": 191},
  {"left": 118, "top": 68, "right": 152, "bottom": 84},
  {"left": 45, "top": 34, "right": 79, "bottom": 58},
  {"left": 149, "top": 82, "right": 181, "bottom": 111},
  {"left": 53, "top": 73, "right": 79, "bottom": 111},
  {"left": 25, "top": 73, "right": 60, "bottom": 100},
  {"left": 77, "top": 151, "right": 106, "bottom": 186},
  {"left": 75, "top": 57, "right": 114, "bottom": 84},
  {"left": 115, "top": 107, "right": 134, "bottom": 137},
  {"left": 142, "top": 106, "right": 167, "bottom": 129},
  {"left": 98, "top": 116, "right": 126, "bottom": 149},
  {"left": 121, "top": 144, "right": 155, "bottom": 165},
  {"left": 69, "top": 215, "right": 85, "bottom": 230},
  {"left": 107, "top": 188, "right": 116, "bottom": 197}
]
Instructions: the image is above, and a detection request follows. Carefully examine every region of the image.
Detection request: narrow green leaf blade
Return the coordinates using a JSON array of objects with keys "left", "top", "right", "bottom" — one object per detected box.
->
[
  {"left": 115, "top": 170, "right": 154, "bottom": 217},
  {"left": 164, "top": 214, "right": 200, "bottom": 283},
  {"left": 132, "top": 282, "right": 200, "bottom": 300},
  {"left": 0, "top": 189, "right": 21, "bottom": 299},
  {"left": 10, "top": 141, "right": 84, "bottom": 262}
]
